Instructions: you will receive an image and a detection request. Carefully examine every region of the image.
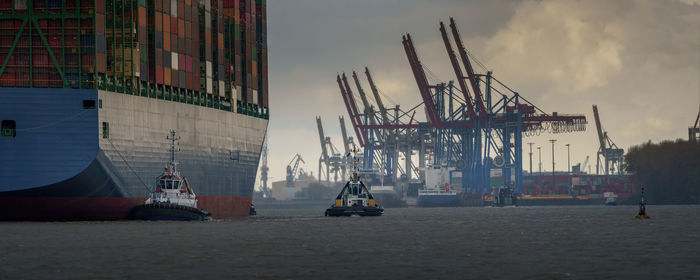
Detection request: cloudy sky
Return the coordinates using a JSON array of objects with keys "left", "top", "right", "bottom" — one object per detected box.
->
[{"left": 260, "top": 0, "right": 700, "bottom": 186}]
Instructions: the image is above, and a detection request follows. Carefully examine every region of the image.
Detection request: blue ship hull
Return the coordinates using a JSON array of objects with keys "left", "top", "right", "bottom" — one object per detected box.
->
[{"left": 0, "top": 88, "right": 267, "bottom": 220}]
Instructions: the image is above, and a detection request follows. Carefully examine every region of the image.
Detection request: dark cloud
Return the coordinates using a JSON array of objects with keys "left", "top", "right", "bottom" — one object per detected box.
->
[{"left": 261, "top": 0, "right": 700, "bottom": 184}]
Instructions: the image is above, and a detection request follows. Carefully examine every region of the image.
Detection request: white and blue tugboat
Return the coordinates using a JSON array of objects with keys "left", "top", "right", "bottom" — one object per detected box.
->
[
  {"left": 325, "top": 148, "right": 384, "bottom": 217},
  {"left": 130, "top": 131, "right": 211, "bottom": 221}
]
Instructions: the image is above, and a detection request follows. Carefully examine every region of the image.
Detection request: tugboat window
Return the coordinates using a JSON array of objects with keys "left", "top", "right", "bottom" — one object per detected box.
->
[
  {"left": 167, "top": 181, "right": 173, "bottom": 189},
  {"left": 83, "top": 100, "right": 96, "bottom": 109},
  {"left": 1, "top": 120, "right": 16, "bottom": 138}
]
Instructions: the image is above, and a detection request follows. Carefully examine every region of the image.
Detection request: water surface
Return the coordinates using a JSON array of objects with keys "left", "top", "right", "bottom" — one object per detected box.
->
[{"left": 1, "top": 204, "right": 698, "bottom": 279}]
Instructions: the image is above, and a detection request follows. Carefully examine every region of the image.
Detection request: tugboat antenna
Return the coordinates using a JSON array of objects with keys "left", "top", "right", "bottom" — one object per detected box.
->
[{"left": 167, "top": 130, "right": 181, "bottom": 168}]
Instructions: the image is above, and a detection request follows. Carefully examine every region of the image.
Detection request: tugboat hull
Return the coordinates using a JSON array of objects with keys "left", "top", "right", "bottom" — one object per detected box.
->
[
  {"left": 325, "top": 206, "right": 384, "bottom": 217},
  {"left": 130, "top": 204, "right": 211, "bottom": 221}
]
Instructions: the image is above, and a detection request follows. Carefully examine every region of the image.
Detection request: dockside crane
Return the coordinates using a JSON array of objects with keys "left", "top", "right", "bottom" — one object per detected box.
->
[
  {"left": 316, "top": 116, "right": 331, "bottom": 184},
  {"left": 337, "top": 74, "right": 366, "bottom": 147},
  {"left": 592, "top": 105, "right": 624, "bottom": 176},
  {"left": 316, "top": 116, "right": 344, "bottom": 183},
  {"left": 339, "top": 116, "right": 354, "bottom": 179},
  {"left": 335, "top": 18, "right": 587, "bottom": 195},
  {"left": 259, "top": 133, "right": 270, "bottom": 198},
  {"left": 286, "top": 154, "right": 305, "bottom": 188},
  {"left": 690, "top": 109, "right": 700, "bottom": 143}
]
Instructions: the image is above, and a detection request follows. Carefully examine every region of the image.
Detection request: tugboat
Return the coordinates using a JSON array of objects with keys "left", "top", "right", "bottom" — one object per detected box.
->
[
  {"left": 130, "top": 130, "right": 211, "bottom": 221},
  {"left": 603, "top": 192, "right": 617, "bottom": 206},
  {"left": 493, "top": 186, "right": 517, "bottom": 207},
  {"left": 325, "top": 147, "right": 384, "bottom": 217},
  {"left": 634, "top": 187, "right": 650, "bottom": 219}
]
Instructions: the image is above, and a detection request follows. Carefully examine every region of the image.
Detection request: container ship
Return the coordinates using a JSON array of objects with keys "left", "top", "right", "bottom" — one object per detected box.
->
[
  {"left": 484, "top": 173, "right": 635, "bottom": 206},
  {"left": 0, "top": 0, "right": 268, "bottom": 220}
]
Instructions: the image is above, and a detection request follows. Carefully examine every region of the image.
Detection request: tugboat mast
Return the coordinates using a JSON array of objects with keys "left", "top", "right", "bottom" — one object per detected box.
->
[{"left": 167, "top": 130, "right": 180, "bottom": 171}]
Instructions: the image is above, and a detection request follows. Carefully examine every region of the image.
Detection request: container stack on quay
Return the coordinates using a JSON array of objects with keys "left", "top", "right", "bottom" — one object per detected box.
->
[{"left": 0, "top": 0, "right": 268, "bottom": 119}]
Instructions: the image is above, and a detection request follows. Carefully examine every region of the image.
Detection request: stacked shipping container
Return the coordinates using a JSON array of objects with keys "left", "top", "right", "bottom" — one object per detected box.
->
[{"left": 0, "top": 0, "right": 267, "bottom": 118}]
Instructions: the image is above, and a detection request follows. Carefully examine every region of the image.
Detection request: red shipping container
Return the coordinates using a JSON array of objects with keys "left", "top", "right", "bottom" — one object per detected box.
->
[
  {"left": 156, "top": 66, "right": 164, "bottom": 84},
  {"left": 163, "top": 0, "right": 170, "bottom": 14},
  {"left": 97, "top": 53, "right": 106, "bottom": 73},
  {"left": 155, "top": 12, "right": 163, "bottom": 31},
  {"left": 96, "top": 14, "right": 105, "bottom": 34},
  {"left": 96, "top": 0, "right": 105, "bottom": 13},
  {"left": 172, "top": 69, "right": 178, "bottom": 86},
  {"left": 171, "top": 17, "right": 178, "bottom": 34},
  {"left": 179, "top": 55, "right": 186, "bottom": 72}
]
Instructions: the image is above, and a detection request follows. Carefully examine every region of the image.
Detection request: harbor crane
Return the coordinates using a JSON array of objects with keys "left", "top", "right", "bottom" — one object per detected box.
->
[
  {"left": 336, "top": 17, "right": 587, "bottom": 194},
  {"left": 316, "top": 116, "right": 344, "bottom": 183},
  {"left": 593, "top": 105, "right": 624, "bottom": 176},
  {"left": 690, "top": 109, "right": 700, "bottom": 143},
  {"left": 286, "top": 154, "right": 305, "bottom": 188},
  {"left": 259, "top": 134, "right": 270, "bottom": 198}
]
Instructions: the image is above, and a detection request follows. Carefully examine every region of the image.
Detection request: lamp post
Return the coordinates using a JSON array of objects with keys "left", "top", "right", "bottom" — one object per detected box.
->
[
  {"left": 528, "top": 142, "right": 534, "bottom": 176},
  {"left": 550, "top": 139, "right": 556, "bottom": 188},
  {"left": 566, "top": 144, "right": 570, "bottom": 174},
  {"left": 537, "top": 146, "right": 542, "bottom": 174}
]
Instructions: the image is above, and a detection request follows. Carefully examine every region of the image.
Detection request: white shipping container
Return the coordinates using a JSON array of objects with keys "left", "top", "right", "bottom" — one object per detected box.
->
[
  {"left": 252, "top": 89, "right": 258, "bottom": 103},
  {"left": 205, "top": 12, "right": 211, "bottom": 29},
  {"left": 205, "top": 0, "right": 211, "bottom": 12},
  {"left": 219, "top": 81, "right": 225, "bottom": 97},
  {"left": 171, "top": 0, "right": 177, "bottom": 17},
  {"left": 171, "top": 52, "right": 179, "bottom": 71},
  {"left": 14, "top": 0, "right": 27, "bottom": 9},
  {"left": 206, "top": 78, "right": 212, "bottom": 94},
  {"left": 236, "top": 86, "right": 243, "bottom": 101},
  {"left": 206, "top": 61, "right": 212, "bottom": 78}
]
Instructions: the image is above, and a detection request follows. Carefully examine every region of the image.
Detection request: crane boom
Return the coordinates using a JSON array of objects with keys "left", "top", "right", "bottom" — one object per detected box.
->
[
  {"left": 439, "top": 21, "right": 477, "bottom": 120},
  {"left": 337, "top": 74, "right": 366, "bottom": 147},
  {"left": 339, "top": 116, "right": 352, "bottom": 154},
  {"left": 402, "top": 33, "right": 441, "bottom": 124},
  {"left": 449, "top": 17, "right": 487, "bottom": 119},
  {"left": 316, "top": 116, "right": 329, "bottom": 161},
  {"left": 342, "top": 73, "right": 369, "bottom": 146},
  {"left": 592, "top": 105, "right": 606, "bottom": 151},
  {"left": 352, "top": 71, "right": 372, "bottom": 118},
  {"left": 364, "top": 67, "right": 392, "bottom": 126}
]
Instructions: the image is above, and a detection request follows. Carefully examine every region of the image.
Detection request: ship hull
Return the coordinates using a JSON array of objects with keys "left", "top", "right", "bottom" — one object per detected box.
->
[
  {"left": 416, "top": 193, "right": 460, "bottom": 207},
  {"left": 0, "top": 88, "right": 267, "bottom": 220}
]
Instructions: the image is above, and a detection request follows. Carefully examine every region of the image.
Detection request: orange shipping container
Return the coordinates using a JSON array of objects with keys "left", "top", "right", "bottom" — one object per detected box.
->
[
  {"left": 179, "top": 19, "right": 185, "bottom": 38},
  {"left": 139, "top": 7, "right": 147, "bottom": 26},
  {"left": 156, "top": 12, "right": 162, "bottom": 31},
  {"left": 164, "top": 68, "right": 171, "bottom": 85},
  {"left": 163, "top": 15, "right": 170, "bottom": 33},
  {"left": 218, "top": 33, "right": 224, "bottom": 49},
  {"left": 164, "top": 32, "right": 170, "bottom": 51},
  {"left": 156, "top": 66, "right": 164, "bottom": 84}
]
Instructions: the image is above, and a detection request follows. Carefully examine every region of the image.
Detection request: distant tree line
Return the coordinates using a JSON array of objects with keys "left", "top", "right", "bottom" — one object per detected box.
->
[{"left": 625, "top": 139, "right": 700, "bottom": 204}]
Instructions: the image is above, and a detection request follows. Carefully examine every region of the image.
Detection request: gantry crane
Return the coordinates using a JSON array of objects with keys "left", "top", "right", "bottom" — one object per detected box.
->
[
  {"left": 593, "top": 105, "right": 624, "bottom": 176},
  {"left": 286, "top": 154, "right": 305, "bottom": 188},
  {"left": 259, "top": 133, "right": 270, "bottom": 198},
  {"left": 690, "top": 109, "right": 700, "bottom": 143},
  {"left": 316, "top": 116, "right": 344, "bottom": 183},
  {"left": 336, "top": 17, "right": 587, "bottom": 194}
]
